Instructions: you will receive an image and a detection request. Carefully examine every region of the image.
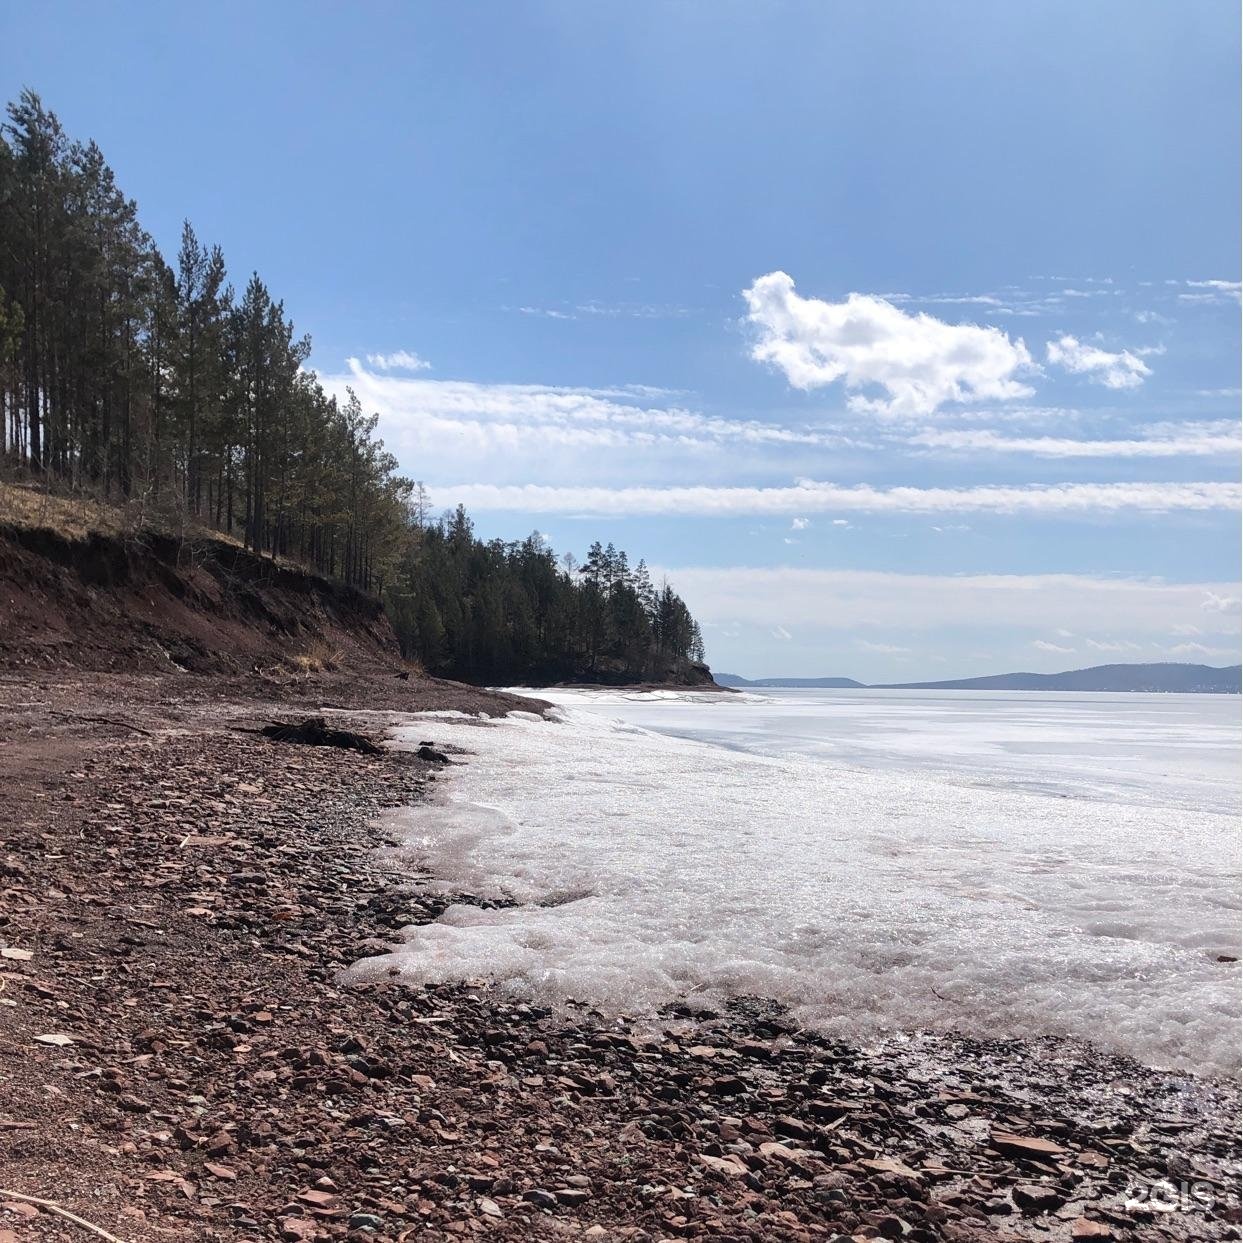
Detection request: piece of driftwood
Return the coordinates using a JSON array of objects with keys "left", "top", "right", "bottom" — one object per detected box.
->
[
  {"left": 252, "top": 716, "right": 384, "bottom": 755},
  {"left": 0, "top": 1189, "right": 131, "bottom": 1242}
]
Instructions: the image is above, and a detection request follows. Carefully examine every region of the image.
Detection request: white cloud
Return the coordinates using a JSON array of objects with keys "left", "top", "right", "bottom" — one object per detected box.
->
[
  {"left": 1201, "top": 591, "right": 1241, "bottom": 615},
  {"left": 321, "top": 361, "right": 860, "bottom": 464},
  {"left": 365, "top": 350, "right": 431, "bottom": 372},
  {"left": 517, "top": 305, "right": 575, "bottom": 319},
  {"left": 1085, "top": 638, "right": 1143, "bottom": 652},
  {"left": 857, "top": 640, "right": 911, "bottom": 654},
  {"left": 649, "top": 567, "right": 1243, "bottom": 638},
  {"left": 831, "top": 518, "right": 850, "bottom": 526},
  {"left": 742, "top": 271, "right": 1036, "bottom": 417},
  {"left": 512, "top": 301, "right": 692, "bottom": 320},
  {"left": 1045, "top": 335, "right": 1151, "bottom": 389},
  {"left": 910, "top": 421, "right": 1240, "bottom": 459},
  {"left": 1033, "top": 639, "right": 1074, "bottom": 653},
  {"left": 1163, "top": 640, "right": 1239, "bottom": 659},
  {"left": 1182, "top": 279, "right": 1242, "bottom": 305},
  {"left": 432, "top": 479, "right": 1240, "bottom": 517},
  {"left": 772, "top": 626, "right": 792, "bottom": 641},
  {"left": 574, "top": 300, "right": 692, "bottom": 319},
  {"left": 791, "top": 517, "right": 810, "bottom": 530}
]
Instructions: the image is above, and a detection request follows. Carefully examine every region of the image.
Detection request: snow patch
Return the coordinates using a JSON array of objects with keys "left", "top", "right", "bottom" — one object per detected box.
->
[{"left": 357, "top": 695, "right": 1240, "bottom": 1074}]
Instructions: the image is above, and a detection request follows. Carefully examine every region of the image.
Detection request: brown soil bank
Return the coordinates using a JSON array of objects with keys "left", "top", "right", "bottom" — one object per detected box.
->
[{"left": 0, "top": 521, "right": 399, "bottom": 676}]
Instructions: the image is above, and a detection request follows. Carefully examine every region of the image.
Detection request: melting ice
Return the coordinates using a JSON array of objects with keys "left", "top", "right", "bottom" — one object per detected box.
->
[{"left": 361, "top": 689, "right": 1241, "bottom": 1075}]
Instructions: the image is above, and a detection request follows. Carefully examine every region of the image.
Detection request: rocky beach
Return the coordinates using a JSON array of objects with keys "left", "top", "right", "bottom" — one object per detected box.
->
[{"left": 1, "top": 671, "right": 1238, "bottom": 1243}]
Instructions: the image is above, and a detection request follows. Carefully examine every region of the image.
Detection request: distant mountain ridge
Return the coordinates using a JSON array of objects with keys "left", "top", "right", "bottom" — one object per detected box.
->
[
  {"left": 717, "top": 662, "right": 1241, "bottom": 694},
  {"left": 715, "top": 674, "right": 864, "bottom": 688}
]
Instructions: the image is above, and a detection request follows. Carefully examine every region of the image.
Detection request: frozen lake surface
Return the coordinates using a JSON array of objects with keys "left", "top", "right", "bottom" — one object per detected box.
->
[{"left": 370, "top": 689, "right": 1241, "bottom": 1074}]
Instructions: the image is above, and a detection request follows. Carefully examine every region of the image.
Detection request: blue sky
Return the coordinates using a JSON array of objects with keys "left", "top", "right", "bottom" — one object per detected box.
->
[{"left": 7, "top": 1, "right": 1240, "bottom": 679}]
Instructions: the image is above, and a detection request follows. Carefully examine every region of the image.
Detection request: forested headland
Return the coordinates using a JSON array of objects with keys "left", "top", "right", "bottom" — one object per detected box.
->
[
  {"left": 0, "top": 90, "right": 709, "bottom": 686},
  {"left": 389, "top": 509, "right": 705, "bottom": 684}
]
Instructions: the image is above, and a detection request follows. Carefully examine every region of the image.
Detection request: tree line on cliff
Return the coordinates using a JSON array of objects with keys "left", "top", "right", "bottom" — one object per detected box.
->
[
  {"left": 388, "top": 506, "right": 705, "bottom": 684},
  {"left": 0, "top": 90, "right": 406, "bottom": 593},
  {"left": 0, "top": 90, "right": 708, "bottom": 684}
]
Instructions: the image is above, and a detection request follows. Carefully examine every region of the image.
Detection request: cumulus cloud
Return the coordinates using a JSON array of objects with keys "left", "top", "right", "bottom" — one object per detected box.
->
[
  {"left": 431, "top": 479, "right": 1240, "bottom": 518},
  {"left": 1033, "top": 639, "right": 1075, "bottom": 653},
  {"left": 1085, "top": 638, "right": 1143, "bottom": 652},
  {"left": 858, "top": 640, "right": 911, "bottom": 654},
  {"left": 910, "top": 421, "right": 1240, "bottom": 458},
  {"left": 791, "top": 517, "right": 810, "bottom": 530},
  {"left": 1045, "top": 335, "right": 1151, "bottom": 389},
  {"left": 742, "top": 271, "right": 1036, "bottom": 417},
  {"left": 365, "top": 350, "right": 431, "bottom": 372}
]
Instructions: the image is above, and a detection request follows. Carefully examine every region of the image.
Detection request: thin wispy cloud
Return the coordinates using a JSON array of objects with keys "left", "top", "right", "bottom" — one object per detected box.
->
[
  {"left": 1033, "top": 639, "right": 1075, "bottom": 653},
  {"left": 324, "top": 360, "right": 862, "bottom": 457},
  {"left": 1201, "top": 591, "right": 1241, "bottom": 615},
  {"left": 1045, "top": 335, "right": 1151, "bottom": 389},
  {"left": 1168, "top": 641, "right": 1240, "bottom": 658},
  {"left": 432, "top": 479, "right": 1240, "bottom": 518},
  {"left": 884, "top": 289, "right": 1066, "bottom": 317},
  {"left": 910, "top": 421, "right": 1240, "bottom": 458},
  {"left": 649, "top": 566, "right": 1243, "bottom": 640},
  {"left": 517, "top": 305, "right": 575, "bottom": 319},
  {"left": 574, "top": 300, "right": 692, "bottom": 319},
  {"left": 365, "top": 349, "right": 431, "bottom": 371},
  {"left": 512, "top": 301, "right": 693, "bottom": 320},
  {"left": 1181, "top": 279, "right": 1242, "bottom": 304},
  {"left": 742, "top": 271, "right": 1037, "bottom": 417}
]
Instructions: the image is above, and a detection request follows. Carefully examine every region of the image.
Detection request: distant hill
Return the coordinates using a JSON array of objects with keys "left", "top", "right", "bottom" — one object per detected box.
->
[
  {"left": 715, "top": 673, "right": 865, "bottom": 688},
  {"left": 716, "top": 663, "right": 1241, "bottom": 693},
  {"left": 876, "top": 663, "right": 1241, "bottom": 694}
]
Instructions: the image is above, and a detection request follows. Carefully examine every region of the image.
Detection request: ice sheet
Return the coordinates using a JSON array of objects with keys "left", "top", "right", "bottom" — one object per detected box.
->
[{"left": 360, "top": 691, "right": 1241, "bottom": 1074}]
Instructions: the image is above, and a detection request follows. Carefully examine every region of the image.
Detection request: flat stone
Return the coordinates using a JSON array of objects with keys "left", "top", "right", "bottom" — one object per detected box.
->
[{"left": 1013, "top": 1183, "right": 1066, "bottom": 1214}]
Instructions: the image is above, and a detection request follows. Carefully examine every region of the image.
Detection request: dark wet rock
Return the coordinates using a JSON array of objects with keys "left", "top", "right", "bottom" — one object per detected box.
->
[
  {"left": 259, "top": 716, "right": 384, "bottom": 755},
  {"left": 522, "top": 1188, "right": 559, "bottom": 1209}
]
